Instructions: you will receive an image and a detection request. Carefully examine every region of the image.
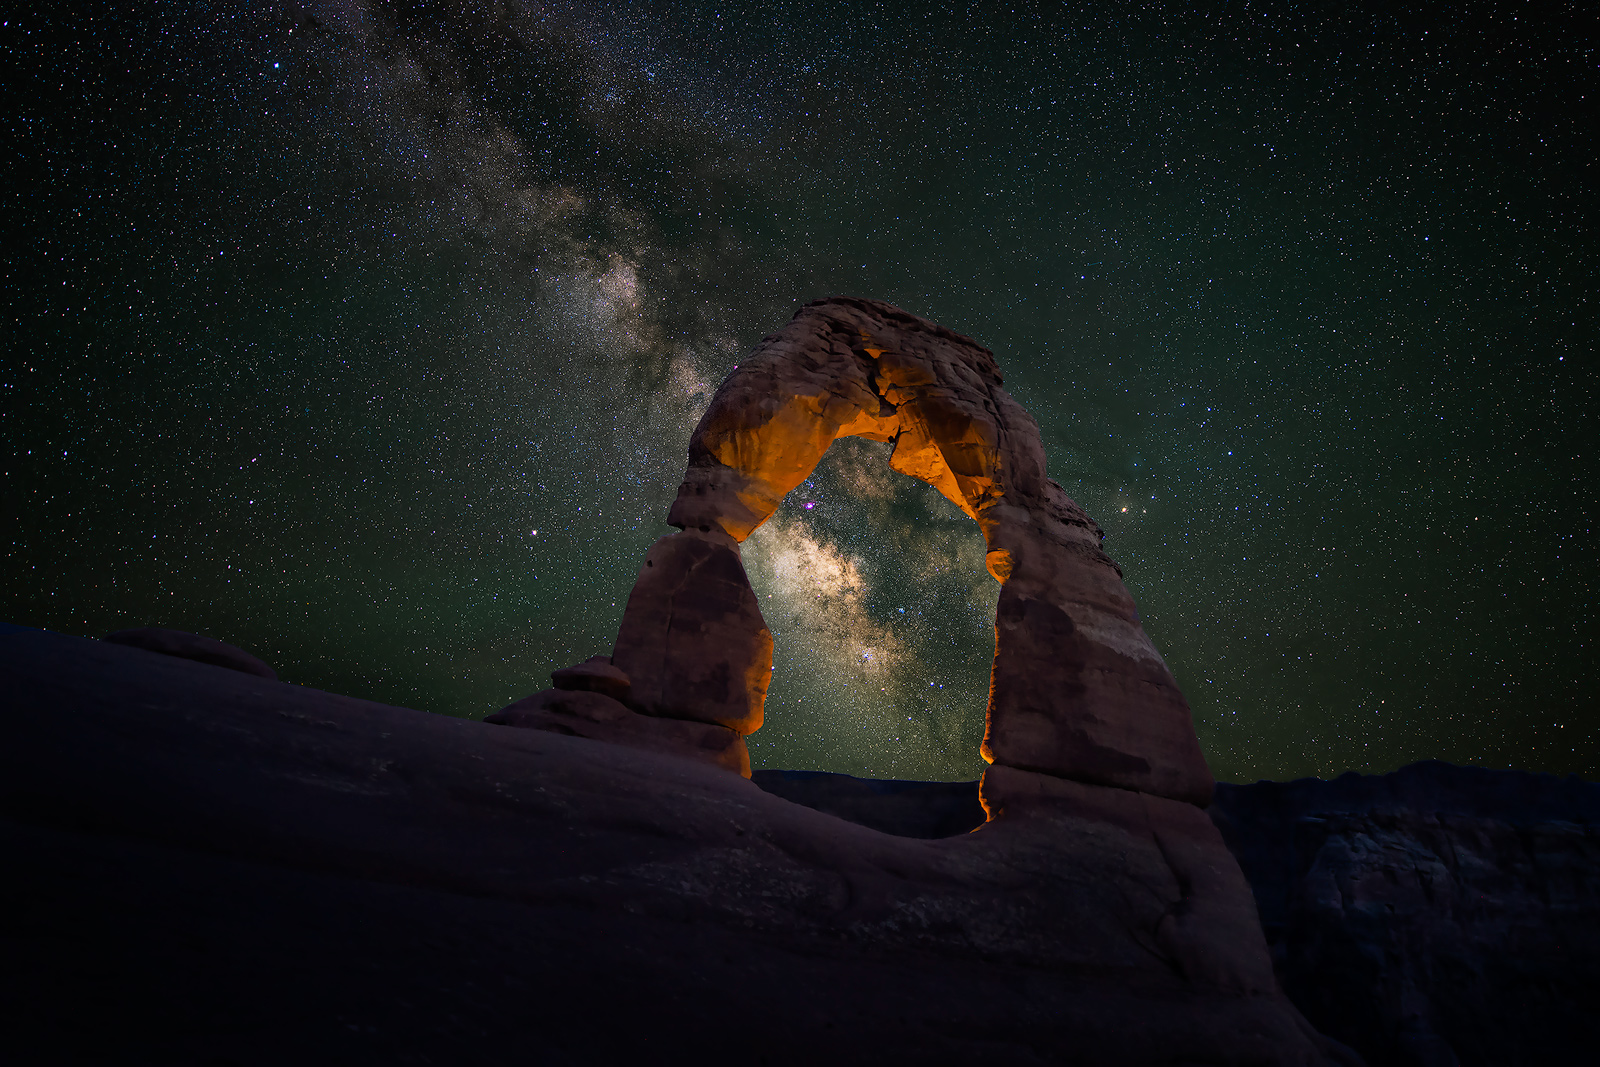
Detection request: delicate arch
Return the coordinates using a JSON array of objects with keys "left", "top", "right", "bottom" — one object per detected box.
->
[{"left": 612, "top": 297, "right": 1213, "bottom": 808}]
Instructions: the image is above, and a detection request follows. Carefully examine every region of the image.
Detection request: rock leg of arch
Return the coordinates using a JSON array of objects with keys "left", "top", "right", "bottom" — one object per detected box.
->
[
  {"left": 615, "top": 296, "right": 1213, "bottom": 809},
  {"left": 612, "top": 526, "right": 772, "bottom": 737}
]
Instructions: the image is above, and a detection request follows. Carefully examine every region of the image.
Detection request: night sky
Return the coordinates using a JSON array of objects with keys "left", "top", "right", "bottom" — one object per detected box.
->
[{"left": 6, "top": 1, "right": 1595, "bottom": 784}]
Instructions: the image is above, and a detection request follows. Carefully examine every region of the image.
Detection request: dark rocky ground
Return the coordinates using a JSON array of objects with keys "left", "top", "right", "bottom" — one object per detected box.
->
[
  {"left": 750, "top": 769, "right": 989, "bottom": 839},
  {"left": 0, "top": 626, "right": 1338, "bottom": 1065},
  {"left": 4, "top": 623, "right": 1595, "bottom": 1065},
  {"left": 760, "top": 765, "right": 1600, "bottom": 1067},
  {"left": 1210, "top": 764, "right": 1600, "bottom": 1067}
]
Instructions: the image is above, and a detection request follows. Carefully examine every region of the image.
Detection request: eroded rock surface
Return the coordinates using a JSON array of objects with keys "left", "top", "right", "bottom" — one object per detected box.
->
[
  {"left": 487, "top": 686, "right": 750, "bottom": 776},
  {"left": 623, "top": 296, "right": 1210, "bottom": 805},
  {"left": 476, "top": 296, "right": 1323, "bottom": 1057},
  {"left": 102, "top": 626, "right": 277, "bottom": 680},
  {"left": 610, "top": 527, "right": 771, "bottom": 735},
  {"left": 549, "top": 655, "right": 631, "bottom": 703}
]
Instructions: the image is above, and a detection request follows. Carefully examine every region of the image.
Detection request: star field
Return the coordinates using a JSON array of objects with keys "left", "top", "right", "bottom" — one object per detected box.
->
[{"left": 4, "top": 1, "right": 1595, "bottom": 783}]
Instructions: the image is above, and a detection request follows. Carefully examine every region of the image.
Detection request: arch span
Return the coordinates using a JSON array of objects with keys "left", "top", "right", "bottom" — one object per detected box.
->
[{"left": 612, "top": 297, "right": 1213, "bottom": 808}]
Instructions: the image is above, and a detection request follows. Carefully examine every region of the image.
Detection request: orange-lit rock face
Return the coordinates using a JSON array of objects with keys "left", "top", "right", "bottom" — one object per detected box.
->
[{"left": 626, "top": 296, "right": 1213, "bottom": 806}]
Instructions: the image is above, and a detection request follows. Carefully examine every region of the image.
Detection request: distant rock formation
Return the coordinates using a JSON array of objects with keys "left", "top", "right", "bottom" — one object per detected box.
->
[
  {"left": 1211, "top": 761, "right": 1600, "bottom": 1067},
  {"left": 102, "top": 627, "right": 277, "bottom": 679}
]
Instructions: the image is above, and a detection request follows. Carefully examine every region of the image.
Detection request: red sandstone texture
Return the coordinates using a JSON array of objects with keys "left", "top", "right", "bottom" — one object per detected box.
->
[
  {"left": 610, "top": 528, "right": 772, "bottom": 736},
  {"left": 601, "top": 296, "right": 1212, "bottom": 807}
]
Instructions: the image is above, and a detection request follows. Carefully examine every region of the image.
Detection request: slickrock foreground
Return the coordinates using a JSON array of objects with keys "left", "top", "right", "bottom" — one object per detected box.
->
[
  {"left": 758, "top": 765, "right": 1600, "bottom": 1067},
  {"left": 1, "top": 627, "right": 1351, "bottom": 1064}
]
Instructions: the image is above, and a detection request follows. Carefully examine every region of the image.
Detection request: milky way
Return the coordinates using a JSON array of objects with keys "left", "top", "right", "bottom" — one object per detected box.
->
[{"left": 6, "top": 1, "right": 1595, "bottom": 782}]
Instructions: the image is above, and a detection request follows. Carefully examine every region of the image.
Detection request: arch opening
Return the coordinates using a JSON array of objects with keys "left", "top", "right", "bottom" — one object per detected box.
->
[{"left": 738, "top": 435, "right": 998, "bottom": 782}]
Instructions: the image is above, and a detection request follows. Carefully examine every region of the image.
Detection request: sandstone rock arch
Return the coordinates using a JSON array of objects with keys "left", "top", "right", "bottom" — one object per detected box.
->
[{"left": 609, "top": 296, "right": 1214, "bottom": 810}]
